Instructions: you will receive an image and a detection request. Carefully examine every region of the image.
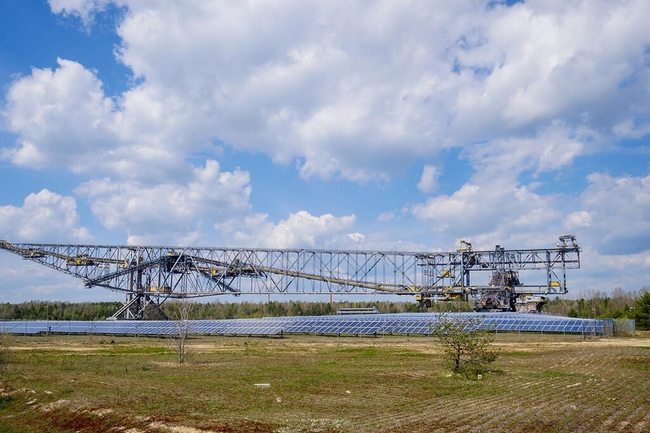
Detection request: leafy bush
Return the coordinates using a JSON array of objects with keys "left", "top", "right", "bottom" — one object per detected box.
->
[
  {"left": 430, "top": 314, "right": 498, "bottom": 378},
  {"left": 633, "top": 292, "right": 650, "bottom": 330}
]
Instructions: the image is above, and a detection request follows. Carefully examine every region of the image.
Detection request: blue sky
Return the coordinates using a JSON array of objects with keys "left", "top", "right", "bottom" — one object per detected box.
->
[{"left": 1, "top": 0, "right": 650, "bottom": 303}]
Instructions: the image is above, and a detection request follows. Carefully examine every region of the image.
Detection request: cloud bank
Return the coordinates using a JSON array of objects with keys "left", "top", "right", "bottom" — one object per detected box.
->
[{"left": 1, "top": 0, "right": 649, "bottom": 300}]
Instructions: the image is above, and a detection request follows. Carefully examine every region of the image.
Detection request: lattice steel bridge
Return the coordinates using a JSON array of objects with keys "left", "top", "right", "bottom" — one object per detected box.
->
[{"left": 0, "top": 235, "right": 580, "bottom": 319}]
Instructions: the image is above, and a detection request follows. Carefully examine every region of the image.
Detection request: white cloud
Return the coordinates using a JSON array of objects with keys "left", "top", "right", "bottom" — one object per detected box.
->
[
  {"left": 0, "top": 0, "right": 637, "bottom": 184},
  {"left": 569, "top": 245, "right": 650, "bottom": 295},
  {"left": 417, "top": 164, "right": 440, "bottom": 194},
  {"left": 228, "top": 211, "right": 356, "bottom": 249},
  {"left": 565, "top": 172, "right": 650, "bottom": 255},
  {"left": 34, "top": 0, "right": 646, "bottom": 183},
  {"left": 75, "top": 160, "right": 252, "bottom": 245},
  {"left": 377, "top": 212, "right": 395, "bottom": 223},
  {"left": 1, "top": 59, "right": 212, "bottom": 183},
  {"left": 346, "top": 232, "right": 365, "bottom": 243},
  {"left": 0, "top": 0, "right": 647, "bottom": 298},
  {"left": 452, "top": 0, "right": 650, "bottom": 140},
  {"left": 411, "top": 124, "right": 577, "bottom": 245},
  {"left": 465, "top": 122, "right": 586, "bottom": 177},
  {"left": 412, "top": 177, "right": 560, "bottom": 242},
  {"left": 564, "top": 211, "right": 592, "bottom": 229},
  {"left": 0, "top": 189, "right": 92, "bottom": 242},
  {"left": 612, "top": 119, "right": 650, "bottom": 140},
  {"left": 2, "top": 59, "right": 117, "bottom": 171},
  {"left": 48, "top": 0, "right": 112, "bottom": 27}
]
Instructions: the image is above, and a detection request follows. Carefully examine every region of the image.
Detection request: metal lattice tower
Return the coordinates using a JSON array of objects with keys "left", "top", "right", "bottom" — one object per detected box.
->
[{"left": 0, "top": 235, "right": 580, "bottom": 319}]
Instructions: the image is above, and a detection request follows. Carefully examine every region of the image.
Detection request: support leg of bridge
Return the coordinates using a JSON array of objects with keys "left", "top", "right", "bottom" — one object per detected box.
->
[{"left": 109, "top": 293, "right": 170, "bottom": 320}]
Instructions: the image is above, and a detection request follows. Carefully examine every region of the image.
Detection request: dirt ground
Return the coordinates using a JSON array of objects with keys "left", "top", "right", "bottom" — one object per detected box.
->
[{"left": 2, "top": 333, "right": 649, "bottom": 433}]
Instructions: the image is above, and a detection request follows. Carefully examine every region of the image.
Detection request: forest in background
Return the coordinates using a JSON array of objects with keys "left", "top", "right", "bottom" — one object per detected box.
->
[{"left": 1, "top": 287, "right": 648, "bottom": 329}]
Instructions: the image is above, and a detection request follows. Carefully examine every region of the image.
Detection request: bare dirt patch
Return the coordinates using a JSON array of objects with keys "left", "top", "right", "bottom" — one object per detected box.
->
[{"left": 1, "top": 334, "right": 648, "bottom": 433}]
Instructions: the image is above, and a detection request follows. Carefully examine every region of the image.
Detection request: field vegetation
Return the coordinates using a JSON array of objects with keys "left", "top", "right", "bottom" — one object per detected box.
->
[{"left": 0, "top": 332, "right": 648, "bottom": 432}]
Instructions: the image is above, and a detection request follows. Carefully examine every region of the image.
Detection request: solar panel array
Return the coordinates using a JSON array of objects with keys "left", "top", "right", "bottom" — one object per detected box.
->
[{"left": 1, "top": 312, "right": 611, "bottom": 337}]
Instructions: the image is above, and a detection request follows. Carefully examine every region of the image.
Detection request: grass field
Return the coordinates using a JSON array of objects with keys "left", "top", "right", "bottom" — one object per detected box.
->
[{"left": 0, "top": 332, "right": 648, "bottom": 432}]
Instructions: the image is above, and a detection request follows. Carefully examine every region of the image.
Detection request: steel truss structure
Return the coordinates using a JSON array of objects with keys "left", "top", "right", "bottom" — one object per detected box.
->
[{"left": 0, "top": 235, "right": 580, "bottom": 319}]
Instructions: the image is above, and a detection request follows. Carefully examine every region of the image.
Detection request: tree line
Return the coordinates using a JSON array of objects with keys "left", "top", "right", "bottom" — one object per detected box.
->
[
  {"left": 0, "top": 299, "right": 464, "bottom": 321},
  {"left": 542, "top": 287, "right": 648, "bottom": 319},
  {"left": 0, "top": 287, "right": 648, "bottom": 329},
  {"left": 0, "top": 301, "right": 122, "bottom": 321}
]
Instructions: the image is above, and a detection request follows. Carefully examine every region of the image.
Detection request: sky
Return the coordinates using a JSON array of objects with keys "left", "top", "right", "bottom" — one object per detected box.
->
[{"left": 0, "top": 0, "right": 649, "bottom": 303}]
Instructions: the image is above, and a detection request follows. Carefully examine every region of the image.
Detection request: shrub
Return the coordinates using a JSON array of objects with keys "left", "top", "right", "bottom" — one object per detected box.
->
[{"left": 430, "top": 314, "right": 498, "bottom": 378}]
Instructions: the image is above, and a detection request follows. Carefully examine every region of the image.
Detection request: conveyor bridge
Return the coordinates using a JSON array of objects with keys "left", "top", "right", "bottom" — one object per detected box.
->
[{"left": 0, "top": 235, "right": 580, "bottom": 319}]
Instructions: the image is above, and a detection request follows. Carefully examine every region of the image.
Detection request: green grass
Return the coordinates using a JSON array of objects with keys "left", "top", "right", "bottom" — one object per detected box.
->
[
  {"left": 0, "top": 424, "right": 30, "bottom": 433},
  {"left": 0, "top": 335, "right": 649, "bottom": 433},
  {"left": 500, "top": 350, "right": 534, "bottom": 358}
]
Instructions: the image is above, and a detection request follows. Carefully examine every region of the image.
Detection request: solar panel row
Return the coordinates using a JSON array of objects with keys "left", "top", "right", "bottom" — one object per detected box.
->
[{"left": 0, "top": 313, "right": 609, "bottom": 337}]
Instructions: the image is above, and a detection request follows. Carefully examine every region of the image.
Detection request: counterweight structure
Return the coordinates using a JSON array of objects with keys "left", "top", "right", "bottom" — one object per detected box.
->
[{"left": 0, "top": 235, "right": 580, "bottom": 319}]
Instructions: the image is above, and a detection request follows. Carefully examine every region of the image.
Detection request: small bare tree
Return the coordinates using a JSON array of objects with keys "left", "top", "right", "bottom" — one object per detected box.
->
[
  {"left": 431, "top": 313, "right": 498, "bottom": 378},
  {"left": 168, "top": 302, "right": 193, "bottom": 364}
]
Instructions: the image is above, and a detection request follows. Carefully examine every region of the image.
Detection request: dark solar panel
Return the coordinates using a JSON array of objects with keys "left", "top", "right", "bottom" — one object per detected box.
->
[{"left": 1, "top": 313, "right": 611, "bottom": 337}]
